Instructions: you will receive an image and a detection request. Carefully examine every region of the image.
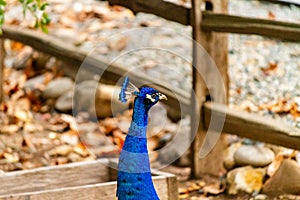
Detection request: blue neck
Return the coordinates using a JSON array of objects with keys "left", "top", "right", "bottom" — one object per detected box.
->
[
  {"left": 117, "top": 97, "right": 159, "bottom": 199},
  {"left": 132, "top": 97, "right": 150, "bottom": 127}
]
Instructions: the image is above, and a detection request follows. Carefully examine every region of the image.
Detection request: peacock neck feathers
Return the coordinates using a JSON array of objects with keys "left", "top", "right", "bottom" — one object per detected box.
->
[
  {"left": 117, "top": 98, "right": 159, "bottom": 200},
  {"left": 117, "top": 77, "right": 166, "bottom": 200}
]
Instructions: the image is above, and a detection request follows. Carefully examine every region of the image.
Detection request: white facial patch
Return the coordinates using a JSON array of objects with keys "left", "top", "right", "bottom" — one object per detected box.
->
[{"left": 146, "top": 94, "right": 156, "bottom": 102}]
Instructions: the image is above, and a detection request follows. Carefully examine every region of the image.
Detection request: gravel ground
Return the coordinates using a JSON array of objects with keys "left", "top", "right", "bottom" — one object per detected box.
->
[
  {"left": 98, "top": 0, "right": 300, "bottom": 128},
  {"left": 228, "top": 0, "right": 300, "bottom": 127}
]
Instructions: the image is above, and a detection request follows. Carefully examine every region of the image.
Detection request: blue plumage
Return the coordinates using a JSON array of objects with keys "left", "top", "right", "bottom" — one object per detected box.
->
[
  {"left": 117, "top": 77, "right": 167, "bottom": 200},
  {"left": 119, "top": 76, "right": 140, "bottom": 103}
]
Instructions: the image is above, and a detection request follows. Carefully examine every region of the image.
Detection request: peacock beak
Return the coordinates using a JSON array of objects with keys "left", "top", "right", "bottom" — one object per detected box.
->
[{"left": 159, "top": 93, "right": 167, "bottom": 100}]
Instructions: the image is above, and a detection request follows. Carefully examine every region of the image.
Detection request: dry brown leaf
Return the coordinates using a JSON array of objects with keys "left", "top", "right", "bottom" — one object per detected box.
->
[
  {"left": 147, "top": 136, "right": 159, "bottom": 151},
  {"left": 203, "top": 183, "right": 225, "bottom": 195},
  {"left": 48, "top": 145, "right": 73, "bottom": 157},
  {"left": 4, "top": 153, "right": 19, "bottom": 163},
  {"left": 73, "top": 143, "right": 89, "bottom": 157},
  {"left": 0, "top": 125, "right": 19, "bottom": 134},
  {"left": 261, "top": 62, "right": 278, "bottom": 74},
  {"left": 14, "top": 110, "right": 33, "bottom": 123},
  {"left": 107, "top": 35, "right": 128, "bottom": 52},
  {"left": 101, "top": 118, "right": 119, "bottom": 134},
  {"left": 267, "top": 154, "right": 284, "bottom": 177},
  {"left": 268, "top": 11, "right": 276, "bottom": 20},
  {"left": 259, "top": 99, "right": 292, "bottom": 114},
  {"left": 61, "top": 114, "right": 77, "bottom": 131},
  {"left": 179, "top": 193, "right": 189, "bottom": 199},
  {"left": 10, "top": 41, "right": 24, "bottom": 51},
  {"left": 179, "top": 187, "right": 189, "bottom": 194}
]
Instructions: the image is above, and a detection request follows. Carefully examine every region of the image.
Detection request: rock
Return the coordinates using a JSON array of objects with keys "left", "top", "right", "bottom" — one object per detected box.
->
[
  {"left": 76, "top": 121, "right": 98, "bottom": 134},
  {"left": 13, "top": 46, "right": 33, "bottom": 69},
  {"left": 148, "top": 102, "right": 168, "bottom": 136},
  {"left": 295, "top": 152, "right": 300, "bottom": 165},
  {"left": 55, "top": 90, "right": 73, "bottom": 112},
  {"left": 24, "top": 74, "right": 46, "bottom": 90},
  {"left": 234, "top": 145, "right": 275, "bottom": 167},
  {"left": 250, "top": 194, "right": 268, "bottom": 200},
  {"left": 43, "top": 77, "right": 74, "bottom": 99},
  {"left": 80, "top": 132, "right": 111, "bottom": 147},
  {"left": 158, "top": 116, "right": 191, "bottom": 165},
  {"left": 226, "top": 166, "right": 266, "bottom": 195},
  {"left": 223, "top": 142, "right": 241, "bottom": 170},
  {"left": 48, "top": 145, "right": 73, "bottom": 156},
  {"left": 74, "top": 80, "right": 128, "bottom": 118},
  {"left": 60, "top": 131, "right": 79, "bottom": 146},
  {"left": 158, "top": 132, "right": 173, "bottom": 148},
  {"left": 263, "top": 159, "right": 300, "bottom": 195}
]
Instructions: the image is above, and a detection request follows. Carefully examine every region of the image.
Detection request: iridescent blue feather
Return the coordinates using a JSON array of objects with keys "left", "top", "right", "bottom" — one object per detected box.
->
[
  {"left": 119, "top": 76, "right": 139, "bottom": 103},
  {"left": 117, "top": 77, "right": 165, "bottom": 200}
]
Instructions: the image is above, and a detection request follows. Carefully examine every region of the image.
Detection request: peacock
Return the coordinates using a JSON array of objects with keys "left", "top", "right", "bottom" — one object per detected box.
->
[{"left": 117, "top": 76, "right": 167, "bottom": 200}]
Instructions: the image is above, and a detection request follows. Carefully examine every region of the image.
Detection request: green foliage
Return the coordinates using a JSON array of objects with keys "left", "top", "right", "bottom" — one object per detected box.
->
[
  {"left": 0, "top": 0, "right": 50, "bottom": 34},
  {"left": 0, "top": 0, "right": 6, "bottom": 34}
]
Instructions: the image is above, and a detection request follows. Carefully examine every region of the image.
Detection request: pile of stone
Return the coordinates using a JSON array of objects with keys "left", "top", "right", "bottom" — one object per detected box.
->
[{"left": 224, "top": 140, "right": 300, "bottom": 197}]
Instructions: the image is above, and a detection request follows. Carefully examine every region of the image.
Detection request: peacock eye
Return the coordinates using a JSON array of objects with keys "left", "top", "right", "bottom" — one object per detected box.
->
[
  {"left": 144, "top": 98, "right": 151, "bottom": 104},
  {"left": 151, "top": 94, "right": 156, "bottom": 99}
]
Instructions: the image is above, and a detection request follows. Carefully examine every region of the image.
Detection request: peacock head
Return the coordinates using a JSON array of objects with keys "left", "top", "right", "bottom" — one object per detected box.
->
[
  {"left": 137, "top": 87, "right": 167, "bottom": 108},
  {"left": 119, "top": 76, "right": 167, "bottom": 110}
]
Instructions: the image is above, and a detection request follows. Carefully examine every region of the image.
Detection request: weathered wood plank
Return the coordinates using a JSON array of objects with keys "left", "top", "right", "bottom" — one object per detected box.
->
[
  {"left": 191, "top": 0, "right": 228, "bottom": 178},
  {"left": 203, "top": 102, "right": 300, "bottom": 150},
  {"left": 0, "top": 25, "right": 190, "bottom": 117},
  {"left": 0, "top": 159, "right": 110, "bottom": 196},
  {"left": 0, "top": 158, "right": 178, "bottom": 199},
  {"left": 0, "top": 174, "right": 175, "bottom": 200},
  {"left": 108, "top": 0, "right": 191, "bottom": 25},
  {"left": 201, "top": 11, "right": 300, "bottom": 41}
]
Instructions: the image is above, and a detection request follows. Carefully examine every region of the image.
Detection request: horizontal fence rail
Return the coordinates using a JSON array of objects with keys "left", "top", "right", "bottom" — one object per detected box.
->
[
  {"left": 201, "top": 12, "right": 300, "bottom": 41},
  {"left": 0, "top": 25, "right": 190, "bottom": 117},
  {"left": 204, "top": 102, "right": 300, "bottom": 150}
]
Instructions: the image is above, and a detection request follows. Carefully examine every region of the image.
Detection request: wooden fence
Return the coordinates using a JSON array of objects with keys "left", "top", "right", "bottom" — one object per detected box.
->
[
  {"left": 1, "top": 0, "right": 300, "bottom": 178},
  {"left": 107, "top": 0, "right": 300, "bottom": 177}
]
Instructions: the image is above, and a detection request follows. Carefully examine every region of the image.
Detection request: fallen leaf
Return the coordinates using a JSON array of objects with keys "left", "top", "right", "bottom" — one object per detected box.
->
[
  {"left": 179, "top": 193, "right": 189, "bottom": 199},
  {"left": 0, "top": 125, "right": 19, "bottom": 134},
  {"left": 203, "top": 183, "right": 225, "bottom": 195},
  {"left": 107, "top": 35, "right": 128, "bottom": 52},
  {"left": 268, "top": 11, "right": 276, "bottom": 20},
  {"left": 48, "top": 145, "right": 73, "bottom": 156},
  {"left": 261, "top": 62, "right": 278, "bottom": 74},
  {"left": 4, "top": 153, "right": 19, "bottom": 163},
  {"left": 267, "top": 154, "right": 284, "bottom": 177},
  {"left": 179, "top": 187, "right": 189, "bottom": 194},
  {"left": 73, "top": 143, "right": 89, "bottom": 157}
]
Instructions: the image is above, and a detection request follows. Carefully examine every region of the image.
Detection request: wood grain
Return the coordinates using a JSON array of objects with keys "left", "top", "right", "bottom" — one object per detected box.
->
[
  {"left": 191, "top": 0, "right": 228, "bottom": 178},
  {"left": 203, "top": 102, "right": 300, "bottom": 150},
  {"left": 201, "top": 11, "right": 300, "bottom": 41},
  {"left": 0, "top": 159, "right": 110, "bottom": 196},
  {"left": 108, "top": 0, "right": 191, "bottom": 25},
  {"left": 0, "top": 159, "right": 178, "bottom": 200},
  {"left": 0, "top": 177, "right": 171, "bottom": 200}
]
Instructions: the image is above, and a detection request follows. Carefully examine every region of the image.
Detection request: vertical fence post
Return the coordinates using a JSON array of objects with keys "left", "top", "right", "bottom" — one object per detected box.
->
[{"left": 191, "top": 0, "right": 229, "bottom": 177}]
